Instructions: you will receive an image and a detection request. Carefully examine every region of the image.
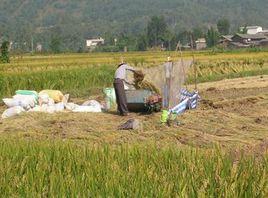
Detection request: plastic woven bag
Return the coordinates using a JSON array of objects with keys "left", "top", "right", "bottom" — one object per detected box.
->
[
  {"left": 39, "top": 90, "right": 64, "bottom": 103},
  {"left": 15, "top": 90, "right": 38, "bottom": 101},
  {"left": 1, "top": 106, "right": 25, "bottom": 119},
  {"left": 103, "top": 88, "right": 116, "bottom": 110}
]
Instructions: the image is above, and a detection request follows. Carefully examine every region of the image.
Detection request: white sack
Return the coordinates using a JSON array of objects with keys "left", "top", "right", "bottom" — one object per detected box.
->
[
  {"left": 54, "top": 102, "right": 65, "bottom": 112},
  {"left": 13, "top": 94, "right": 36, "bottom": 109},
  {"left": 65, "top": 103, "right": 79, "bottom": 111},
  {"left": 3, "top": 98, "right": 21, "bottom": 108},
  {"left": 29, "top": 105, "right": 56, "bottom": 114},
  {"left": 1, "top": 106, "right": 25, "bottom": 119}
]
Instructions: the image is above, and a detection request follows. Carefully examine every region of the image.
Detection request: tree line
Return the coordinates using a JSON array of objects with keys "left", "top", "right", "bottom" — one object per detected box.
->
[
  {"left": 96, "top": 17, "right": 231, "bottom": 52},
  {"left": 0, "top": 15, "right": 256, "bottom": 56},
  {"left": 1, "top": 0, "right": 267, "bottom": 54}
]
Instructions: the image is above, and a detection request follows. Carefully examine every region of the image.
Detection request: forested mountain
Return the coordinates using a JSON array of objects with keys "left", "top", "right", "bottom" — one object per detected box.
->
[{"left": 0, "top": 0, "right": 267, "bottom": 51}]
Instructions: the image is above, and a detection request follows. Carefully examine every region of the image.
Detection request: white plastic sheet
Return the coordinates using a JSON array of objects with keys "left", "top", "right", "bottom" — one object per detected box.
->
[
  {"left": 72, "top": 106, "right": 102, "bottom": 113},
  {"left": 65, "top": 103, "right": 79, "bottom": 111}
]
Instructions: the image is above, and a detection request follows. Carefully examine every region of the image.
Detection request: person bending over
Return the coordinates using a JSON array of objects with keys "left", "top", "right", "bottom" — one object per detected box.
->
[{"left": 113, "top": 62, "right": 136, "bottom": 116}]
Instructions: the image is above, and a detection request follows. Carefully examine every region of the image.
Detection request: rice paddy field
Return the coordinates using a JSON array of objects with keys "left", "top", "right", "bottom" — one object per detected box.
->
[
  {"left": 1, "top": 51, "right": 268, "bottom": 98},
  {"left": 0, "top": 51, "right": 268, "bottom": 196},
  {"left": 0, "top": 140, "right": 267, "bottom": 197}
]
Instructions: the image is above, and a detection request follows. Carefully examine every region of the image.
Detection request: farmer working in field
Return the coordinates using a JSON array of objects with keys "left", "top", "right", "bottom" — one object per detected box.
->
[{"left": 114, "top": 62, "right": 137, "bottom": 116}]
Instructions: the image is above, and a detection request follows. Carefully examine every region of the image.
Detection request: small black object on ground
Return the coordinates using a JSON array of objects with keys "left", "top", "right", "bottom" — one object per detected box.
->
[{"left": 118, "top": 119, "right": 142, "bottom": 130}]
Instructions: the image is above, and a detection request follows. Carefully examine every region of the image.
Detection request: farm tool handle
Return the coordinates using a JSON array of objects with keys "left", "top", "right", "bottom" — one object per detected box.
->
[
  {"left": 190, "top": 35, "right": 197, "bottom": 90},
  {"left": 176, "top": 42, "right": 188, "bottom": 90}
]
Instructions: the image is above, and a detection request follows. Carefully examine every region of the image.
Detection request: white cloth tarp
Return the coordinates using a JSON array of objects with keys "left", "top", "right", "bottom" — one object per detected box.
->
[{"left": 69, "top": 100, "right": 102, "bottom": 113}]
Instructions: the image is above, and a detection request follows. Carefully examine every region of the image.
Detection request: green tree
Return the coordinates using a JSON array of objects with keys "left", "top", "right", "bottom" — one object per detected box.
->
[
  {"left": 192, "top": 27, "right": 204, "bottom": 41},
  {"left": 163, "top": 30, "right": 174, "bottom": 50},
  {"left": 136, "top": 34, "right": 148, "bottom": 51},
  {"left": 217, "top": 18, "right": 230, "bottom": 35},
  {"left": 0, "top": 41, "right": 10, "bottom": 63},
  {"left": 176, "top": 30, "right": 192, "bottom": 45},
  {"left": 116, "top": 34, "right": 136, "bottom": 51},
  {"left": 206, "top": 27, "right": 219, "bottom": 47},
  {"left": 238, "top": 24, "right": 248, "bottom": 34},
  {"left": 49, "top": 37, "right": 61, "bottom": 53},
  {"left": 1, "top": 0, "right": 268, "bottom": 52},
  {"left": 147, "top": 16, "right": 168, "bottom": 47}
]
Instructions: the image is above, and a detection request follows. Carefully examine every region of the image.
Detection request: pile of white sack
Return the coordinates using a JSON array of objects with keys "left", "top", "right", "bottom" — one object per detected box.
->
[{"left": 2, "top": 90, "right": 104, "bottom": 119}]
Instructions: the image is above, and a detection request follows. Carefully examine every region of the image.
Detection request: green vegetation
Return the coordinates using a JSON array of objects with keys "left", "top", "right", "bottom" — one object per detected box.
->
[
  {"left": 0, "top": 41, "right": 10, "bottom": 63},
  {"left": 0, "top": 65, "right": 115, "bottom": 98},
  {"left": 0, "top": 139, "right": 266, "bottom": 197},
  {"left": 0, "top": 50, "right": 267, "bottom": 197},
  {"left": 206, "top": 27, "right": 220, "bottom": 48},
  {"left": 217, "top": 18, "right": 231, "bottom": 35},
  {"left": 0, "top": 51, "right": 267, "bottom": 99},
  {"left": 49, "top": 37, "right": 61, "bottom": 54},
  {"left": 1, "top": 0, "right": 267, "bottom": 52},
  {"left": 1, "top": 2, "right": 268, "bottom": 195},
  {"left": 147, "top": 16, "right": 169, "bottom": 48}
]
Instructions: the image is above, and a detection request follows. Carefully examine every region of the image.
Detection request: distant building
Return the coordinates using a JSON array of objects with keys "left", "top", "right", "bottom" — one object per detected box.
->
[
  {"left": 218, "top": 35, "right": 233, "bottom": 48},
  {"left": 259, "top": 39, "right": 268, "bottom": 47},
  {"left": 218, "top": 33, "right": 268, "bottom": 48},
  {"left": 8, "top": 41, "right": 13, "bottom": 51},
  {"left": 232, "top": 33, "right": 267, "bottom": 44},
  {"left": 259, "top": 29, "right": 268, "bottom": 36},
  {"left": 219, "top": 35, "right": 233, "bottom": 43},
  {"left": 195, "top": 38, "right": 207, "bottom": 50},
  {"left": 86, "top": 37, "right": 104, "bottom": 49},
  {"left": 114, "top": 38, "right": 118, "bottom": 46},
  {"left": 247, "top": 26, "right": 263, "bottom": 35},
  {"left": 240, "top": 26, "right": 263, "bottom": 35},
  {"left": 181, "top": 43, "right": 191, "bottom": 50},
  {"left": 36, "top": 43, "right": 42, "bottom": 52}
]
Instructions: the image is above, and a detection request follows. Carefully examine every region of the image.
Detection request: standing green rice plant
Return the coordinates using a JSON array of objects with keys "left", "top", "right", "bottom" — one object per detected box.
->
[{"left": 0, "top": 140, "right": 267, "bottom": 197}]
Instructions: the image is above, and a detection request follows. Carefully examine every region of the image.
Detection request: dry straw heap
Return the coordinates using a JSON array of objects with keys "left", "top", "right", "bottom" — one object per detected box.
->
[{"left": 133, "top": 70, "right": 160, "bottom": 94}]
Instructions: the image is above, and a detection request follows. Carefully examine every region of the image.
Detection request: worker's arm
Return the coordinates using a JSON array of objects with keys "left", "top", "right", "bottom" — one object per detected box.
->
[
  {"left": 125, "top": 64, "right": 139, "bottom": 85},
  {"left": 124, "top": 80, "right": 135, "bottom": 86},
  {"left": 125, "top": 65, "right": 136, "bottom": 72}
]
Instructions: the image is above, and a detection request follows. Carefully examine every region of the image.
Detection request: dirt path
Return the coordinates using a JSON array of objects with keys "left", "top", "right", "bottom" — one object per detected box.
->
[{"left": 0, "top": 75, "right": 267, "bottom": 150}]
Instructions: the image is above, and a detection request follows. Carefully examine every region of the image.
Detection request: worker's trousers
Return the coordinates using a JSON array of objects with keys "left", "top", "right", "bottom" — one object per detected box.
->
[{"left": 113, "top": 78, "right": 129, "bottom": 115}]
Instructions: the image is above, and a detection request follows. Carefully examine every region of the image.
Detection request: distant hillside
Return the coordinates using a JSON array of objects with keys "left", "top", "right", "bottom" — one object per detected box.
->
[{"left": 0, "top": 0, "right": 267, "bottom": 51}]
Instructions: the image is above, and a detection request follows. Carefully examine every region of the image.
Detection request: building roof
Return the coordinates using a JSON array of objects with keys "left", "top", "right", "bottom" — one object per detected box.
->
[
  {"left": 86, "top": 37, "right": 104, "bottom": 41},
  {"left": 195, "top": 38, "right": 206, "bottom": 43},
  {"left": 261, "top": 30, "right": 268, "bottom": 33},
  {"left": 246, "top": 26, "right": 262, "bottom": 29},
  {"left": 260, "top": 39, "right": 268, "bottom": 43},
  {"left": 221, "top": 35, "right": 233, "bottom": 41},
  {"left": 229, "top": 42, "right": 250, "bottom": 48},
  {"left": 234, "top": 33, "right": 267, "bottom": 40}
]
